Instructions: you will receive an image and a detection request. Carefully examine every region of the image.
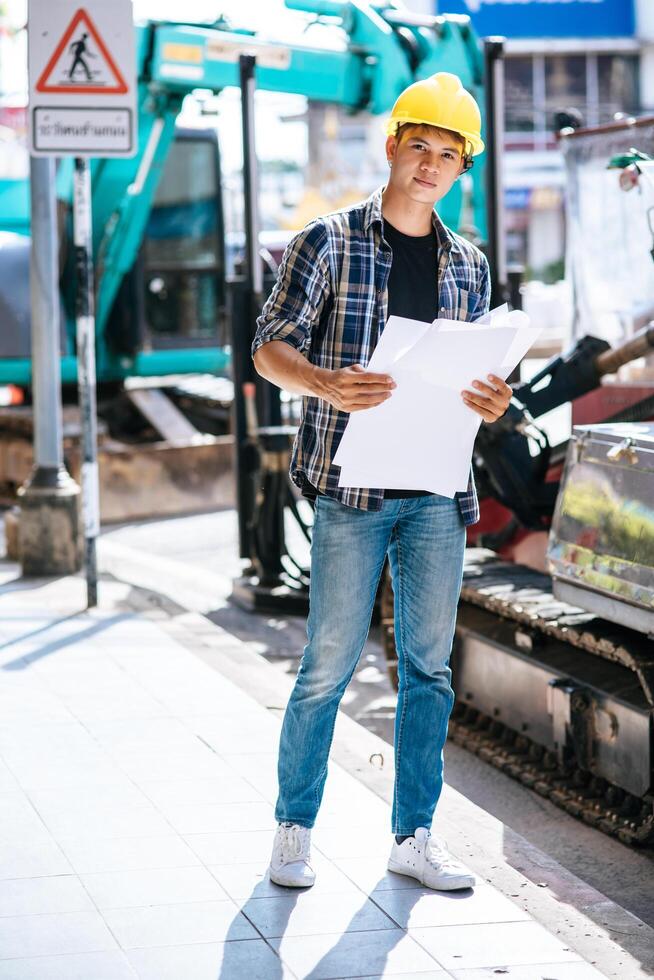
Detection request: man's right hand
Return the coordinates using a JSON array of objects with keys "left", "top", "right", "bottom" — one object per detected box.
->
[
  {"left": 318, "top": 363, "right": 396, "bottom": 412},
  {"left": 253, "top": 341, "right": 396, "bottom": 411}
]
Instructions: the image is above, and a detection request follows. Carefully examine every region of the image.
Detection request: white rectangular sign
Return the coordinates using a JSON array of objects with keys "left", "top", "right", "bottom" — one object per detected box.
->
[{"left": 28, "top": 0, "right": 136, "bottom": 157}]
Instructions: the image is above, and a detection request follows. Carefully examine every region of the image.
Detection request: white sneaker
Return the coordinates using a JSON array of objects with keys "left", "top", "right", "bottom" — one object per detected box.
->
[
  {"left": 269, "top": 822, "right": 316, "bottom": 888},
  {"left": 388, "top": 827, "right": 475, "bottom": 891}
]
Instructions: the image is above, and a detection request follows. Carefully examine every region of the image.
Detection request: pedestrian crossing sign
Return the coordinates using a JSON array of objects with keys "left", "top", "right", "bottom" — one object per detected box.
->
[
  {"left": 28, "top": 0, "right": 136, "bottom": 157},
  {"left": 35, "top": 8, "right": 128, "bottom": 95}
]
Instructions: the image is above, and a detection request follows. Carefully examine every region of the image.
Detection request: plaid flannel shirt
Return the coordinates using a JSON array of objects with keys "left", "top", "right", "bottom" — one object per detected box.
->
[{"left": 251, "top": 185, "right": 491, "bottom": 524}]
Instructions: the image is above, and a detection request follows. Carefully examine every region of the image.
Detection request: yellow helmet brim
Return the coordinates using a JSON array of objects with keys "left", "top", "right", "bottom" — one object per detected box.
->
[{"left": 384, "top": 115, "right": 485, "bottom": 156}]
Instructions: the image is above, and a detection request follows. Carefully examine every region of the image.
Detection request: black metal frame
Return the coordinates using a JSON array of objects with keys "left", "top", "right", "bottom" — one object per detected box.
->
[{"left": 229, "top": 54, "right": 311, "bottom": 615}]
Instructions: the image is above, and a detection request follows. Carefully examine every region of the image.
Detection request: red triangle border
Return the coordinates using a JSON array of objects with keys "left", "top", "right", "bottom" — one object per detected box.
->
[{"left": 35, "top": 7, "right": 129, "bottom": 95}]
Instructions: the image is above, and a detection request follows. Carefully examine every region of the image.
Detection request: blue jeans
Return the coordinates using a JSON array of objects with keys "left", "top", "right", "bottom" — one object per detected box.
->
[{"left": 275, "top": 492, "right": 466, "bottom": 835}]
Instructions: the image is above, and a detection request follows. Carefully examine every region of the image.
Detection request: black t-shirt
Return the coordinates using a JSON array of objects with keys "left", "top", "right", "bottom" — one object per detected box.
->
[
  {"left": 302, "top": 216, "right": 439, "bottom": 502},
  {"left": 384, "top": 218, "right": 438, "bottom": 326}
]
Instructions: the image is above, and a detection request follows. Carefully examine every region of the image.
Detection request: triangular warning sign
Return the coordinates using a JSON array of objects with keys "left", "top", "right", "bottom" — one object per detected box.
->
[{"left": 35, "top": 8, "right": 128, "bottom": 95}]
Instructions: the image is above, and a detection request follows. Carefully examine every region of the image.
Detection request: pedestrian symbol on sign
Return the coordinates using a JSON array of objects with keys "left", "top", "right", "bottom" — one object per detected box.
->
[
  {"left": 68, "top": 32, "right": 95, "bottom": 82},
  {"left": 35, "top": 8, "right": 128, "bottom": 95}
]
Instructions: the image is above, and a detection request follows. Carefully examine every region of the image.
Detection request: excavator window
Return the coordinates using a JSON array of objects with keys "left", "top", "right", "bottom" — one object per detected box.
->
[{"left": 142, "top": 128, "right": 227, "bottom": 350}]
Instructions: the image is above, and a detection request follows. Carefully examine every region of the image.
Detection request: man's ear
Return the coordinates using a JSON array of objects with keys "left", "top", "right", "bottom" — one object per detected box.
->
[{"left": 385, "top": 134, "right": 398, "bottom": 166}]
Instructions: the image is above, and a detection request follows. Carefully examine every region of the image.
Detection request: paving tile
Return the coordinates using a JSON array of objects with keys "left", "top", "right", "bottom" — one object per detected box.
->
[
  {"left": 0, "top": 688, "right": 72, "bottom": 724},
  {"left": 410, "top": 922, "right": 581, "bottom": 970},
  {"left": 93, "top": 621, "right": 169, "bottom": 644},
  {"left": 320, "top": 767, "right": 381, "bottom": 801},
  {"left": 157, "top": 690, "right": 245, "bottom": 716},
  {"left": 194, "top": 729, "right": 281, "bottom": 756},
  {"left": 28, "top": 781, "right": 153, "bottom": 815},
  {"left": 450, "top": 963, "right": 608, "bottom": 979},
  {"left": 188, "top": 710, "right": 281, "bottom": 734},
  {"left": 86, "top": 718, "right": 197, "bottom": 751},
  {"left": 102, "top": 899, "right": 256, "bottom": 948},
  {"left": 188, "top": 716, "right": 281, "bottom": 756},
  {"left": 62, "top": 692, "right": 168, "bottom": 723},
  {"left": 7, "top": 758, "right": 130, "bottom": 790},
  {"left": 126, "top": 939, "right": 295, "bottom": 980},
  {"left": 333, "top": 857, "right": 433, "bottom": 894},
  {"left": 352, "top": 974, "right": 447, "bottom": 980},
  {"left": 117, "top": 750, "right": 229, "bottom": 783},
  {"left": 0, "top": 839, "right": 72, "bottom": 880},
  {"left": 209, "top": 855, "right": 362, "bottom": 902},
  {"left": 81, "top": 865, "right": 227, "bottom": 909},
  {"left": 139, "top": 775, "right": 263, "bottom": 807},
  {"left": 58, "top": 834, "right": 201, "bottom": 874},
  {"left": 0, "top": 793, "right": 51, "bottom": 842},
  {"left": 312, "top": 824, "right": 395, "bottom": 860},
  {"left": 0, "top": 950, "right": 138, "bottom": 980},
  {"left": 2, "top": 739, "right": 107, "bottom": 767},
  {"left": 39, "top": 803, "right": 174, "bottom": 842},
  {"left": 271, "top": 928, "right": 443, "bottom": 978},
  {"left": 161, "top": 800, "right": 274, "bottom": 835},
  {"left": 0, "top": 721, "right": 88, "bottom": 752},
  {"left": 315, "top": 793, "right": 391, "bottom": 829},
  {"left": 35, "top": 662, "right": 136, "bottom": 695},
  {"left": 243, "top": 888, "right": 396, "bottom": 938},
  {"left": 0, "top": 909, "right": 117, "bottom": 959},
  {"left": 0, "top": 760, "right": 18, "bottom": 793},
  {"left": 220, "top": 752, "right": 279, "bottom": 799},
  {"left": 372, "top": 884, "right": 530, "bottom": 929},
  {"left": 183, "top": 829, "right": 275, "bottom": 865},
  {"left": 0, "top": 875, "right": 94, "bottom": 916}
]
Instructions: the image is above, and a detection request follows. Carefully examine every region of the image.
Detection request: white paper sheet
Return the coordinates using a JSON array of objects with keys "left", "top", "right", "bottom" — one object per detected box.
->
[{"left": 333, "top": 307, "right": 541, "bottom": 496}]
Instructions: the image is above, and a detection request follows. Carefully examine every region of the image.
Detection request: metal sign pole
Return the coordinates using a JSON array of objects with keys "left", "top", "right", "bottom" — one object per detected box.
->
[
  {"left": 234, "top": 52, "right": 261, "bottom": 561},
  {"left": 483, "top": 37, "right": 508, "bottom": 308},
  {"left": 29, "top": 156, "right": 66, "bottom": 482},
  {"left": 73, "top": 157, "right": 99, "bottom": 607},
  {"left": 17, "top": 155, "right": 81, "bottom": 577}
]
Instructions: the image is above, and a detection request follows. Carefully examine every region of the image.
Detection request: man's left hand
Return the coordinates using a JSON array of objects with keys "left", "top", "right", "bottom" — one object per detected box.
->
[{"left": 461, "top": 374, "right": 512, "bottom": 423}]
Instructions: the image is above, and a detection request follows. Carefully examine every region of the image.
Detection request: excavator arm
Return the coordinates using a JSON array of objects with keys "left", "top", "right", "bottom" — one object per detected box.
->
[
  {"left": 0, "top": 1, "right": 486, "bottom": 383},
  {"left": 86, "top": 1, "right": 485, "bottom": 375}
]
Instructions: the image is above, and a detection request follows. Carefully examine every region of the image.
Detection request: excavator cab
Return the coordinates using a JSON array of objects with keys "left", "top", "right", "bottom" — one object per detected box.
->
[{"left": 96, "top": 128, "right": 228, "bottom": 362}]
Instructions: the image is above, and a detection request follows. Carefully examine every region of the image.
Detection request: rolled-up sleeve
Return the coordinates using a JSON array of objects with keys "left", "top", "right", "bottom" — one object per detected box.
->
[{"left": 251, "top": 221, "right": 331, "bottom": 359}]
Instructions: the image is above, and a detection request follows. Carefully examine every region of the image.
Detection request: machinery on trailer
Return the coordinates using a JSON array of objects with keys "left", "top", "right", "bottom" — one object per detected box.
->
[{"left": 0, "top": 0, "right": 486, "bottom": 522}]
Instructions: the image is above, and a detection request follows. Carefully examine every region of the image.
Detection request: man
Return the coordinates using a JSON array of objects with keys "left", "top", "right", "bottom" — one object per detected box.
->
[{"left": 252, "top": 73, "right": 512, "bottom": 891}]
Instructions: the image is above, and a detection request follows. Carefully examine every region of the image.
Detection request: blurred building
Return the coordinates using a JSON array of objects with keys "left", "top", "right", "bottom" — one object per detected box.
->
[{"left": 439, "top": 0, "right": 650, "bottom": 280}]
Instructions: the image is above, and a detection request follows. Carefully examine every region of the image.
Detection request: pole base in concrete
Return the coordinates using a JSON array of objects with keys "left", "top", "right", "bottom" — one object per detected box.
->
[{"left": 17, "top": 468, "right": 82, "bottom": 576}]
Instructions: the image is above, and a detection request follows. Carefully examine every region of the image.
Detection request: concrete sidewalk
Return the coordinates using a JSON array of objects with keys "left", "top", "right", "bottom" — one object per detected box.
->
[{"left": 0, "top": 563, "right": 650, "bottom": 980}]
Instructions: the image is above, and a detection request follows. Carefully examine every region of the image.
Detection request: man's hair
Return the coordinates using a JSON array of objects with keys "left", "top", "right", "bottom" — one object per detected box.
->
[{"left": 395, "top": 122, "right": 466, "bottom": 156}]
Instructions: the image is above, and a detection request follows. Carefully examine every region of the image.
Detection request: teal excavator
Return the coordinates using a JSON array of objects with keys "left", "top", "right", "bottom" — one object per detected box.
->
[{"left": 0, "top": 0, "right": 487, "bottom": 388}]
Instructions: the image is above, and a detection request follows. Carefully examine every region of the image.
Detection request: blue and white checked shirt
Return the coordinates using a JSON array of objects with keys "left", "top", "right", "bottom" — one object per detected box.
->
[{"left": 252, "top": 185, "right": 490, "bottom": 524}]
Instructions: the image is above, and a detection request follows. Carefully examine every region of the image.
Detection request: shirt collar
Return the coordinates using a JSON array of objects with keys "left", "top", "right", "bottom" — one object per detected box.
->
[{"left": 363, "top": 184, "right": 456, "bottom": 253}]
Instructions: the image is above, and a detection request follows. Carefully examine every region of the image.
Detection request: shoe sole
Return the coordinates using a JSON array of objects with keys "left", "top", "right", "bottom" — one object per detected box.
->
[
  {"left": 387, "top": 859, "right": 475, "bottom": 891},
  {"left": 269, "top": 868, "right": 316, "bottom": 888}
]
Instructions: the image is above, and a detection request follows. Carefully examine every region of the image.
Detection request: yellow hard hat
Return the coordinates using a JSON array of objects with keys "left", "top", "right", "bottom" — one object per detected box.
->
[{"left": 385, "top": 72, "right": 485, "bottom": 157}]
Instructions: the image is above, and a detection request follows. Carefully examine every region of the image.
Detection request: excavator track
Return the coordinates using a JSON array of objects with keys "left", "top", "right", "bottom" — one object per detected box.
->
[
  {"left": 446, "top": 704, "right": 654, "bottom": 848},
  {"left": 380, "top": 549, "right": 654, "bottom": 849}
]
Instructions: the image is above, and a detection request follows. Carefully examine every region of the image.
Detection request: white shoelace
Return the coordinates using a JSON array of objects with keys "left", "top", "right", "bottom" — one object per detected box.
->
[
  {"left": 280, "top": 824, "right": 308, "bottom": 862},
  {"left": 424, "top": 834, "right": 461, "bottom": 872}
]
